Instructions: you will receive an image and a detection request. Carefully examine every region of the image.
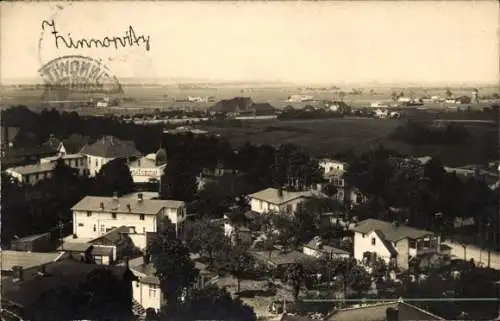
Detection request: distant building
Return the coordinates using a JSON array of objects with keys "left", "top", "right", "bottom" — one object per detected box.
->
[
  {"left": 1, "top": 250, "right": 66, "bottom": 279},
  {"left": 80, "top": 135, "right": 142, "bottom": 177},
  {"left": 128, "top": 149, "right": 167, "bottom": 183},
  {"left": 70, "top": 193, "right": 186, "bottom": 250},
  {"left": 40, "top": 153, "right": 88, "bottom": 176},
  {"left": 350, "top": 219, "right": 440, "bottom": 270},
  {"left": 286, "top": 95, "right": 314, "bottom": 103},
  {"left": 5, "top": 162, "right": 56, "bottom": 185},
  {"left": 163, "top": 127, "right": 209, "bottom": 135},
  {"left": 248, "top": 188, "right": 313, "bottom": 215}
]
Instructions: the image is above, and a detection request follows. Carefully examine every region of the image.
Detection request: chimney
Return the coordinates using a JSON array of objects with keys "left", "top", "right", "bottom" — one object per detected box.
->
[
  {"left": 143, "top": 250, "right": 151, "bottom": 265},
  {"left": 113, "top": 192, "right": 118, "bottom": 201},
  {"left": 100, "top": 202, "right": 104, "bottom": 210},
  {"left": 12, "top": 266, "right": 23, "bottom": 281},
  {"left": 138, "top": 193, "right": 143, "bottom": 202},
  {"left": 277, "top": 188, "right": 284, "bottom": 198},
  {"left": 386, "top": 307, "right": 399, "bottom": 321}
]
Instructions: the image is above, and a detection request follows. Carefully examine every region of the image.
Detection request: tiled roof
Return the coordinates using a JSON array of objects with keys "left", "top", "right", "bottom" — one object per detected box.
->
[
  {"left": 303, "top": 240, "right": 349, "bottom": 256},
  {"left": 62, "top": 134, "right": 92, "bottom": 154},
  {"left": 249, "top": 188, "right": 313, "bottom": 205},
  {"left": 11, "top": 233, "right": 50, "bottom": 243},
  {"left": 40, "top": 153, "right": 85, "bottom": 163},
  {"left": 42, "top": 136, "right": 62, "bottom": 149},
  {"left": 325, "top": 301, "right": 446, "bottom": 321},
  {"left": 80, "top": 135, "right": 141, "bottom": 158},
  {"left": 350, "top": 219, "right": 434, "bottom": 242},
  {"left": 5, "top": 162, "right": 55, "bottom": 175},
  {"left": 71, "top": 196, "right": 185, "bottom": 215},
  {"left": 91, "top": 226, "right": 130, "bottom": 244},
  {"left": 1, "top": 251, "right": 65, "bottom": 271}
]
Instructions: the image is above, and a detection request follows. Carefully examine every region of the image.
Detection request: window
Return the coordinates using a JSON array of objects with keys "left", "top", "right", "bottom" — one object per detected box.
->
[
  {"left": 87, "top": 211, "right": 92, "bottom": 217},
  {"left": 95, "top": 159, "right": 98, "bottom": 167},
  {"left": 78, "top": 223, "right": 84, "bottom": 227},
  {"left": 88, "top": 158, "right": 91, "bottom": 165},
  {"left": 371, "top": 237, "right": 376, "bottom": 245},
  {"left": 93, "top": 225, "right": 97, "bottom": 232},
  {"left": 112, "top": 212, "right": 117, "bottom": 219},
  {"left": 149, "top": 285, "right": 157, "bottom": 297},
  {"left": 286, "top": 204, "right": 293, "bottom": 214},
  {"left": 140, "top": 214, "right": 145, "bottom": 220}
]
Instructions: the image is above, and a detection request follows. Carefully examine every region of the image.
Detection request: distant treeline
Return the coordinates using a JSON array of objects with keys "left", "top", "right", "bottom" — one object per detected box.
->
[{"left": 389, "top": 120, "right": 470, "bottom": 145}]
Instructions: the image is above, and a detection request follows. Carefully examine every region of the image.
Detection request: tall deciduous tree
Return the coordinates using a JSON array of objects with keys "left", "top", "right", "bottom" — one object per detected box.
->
[
  {"left": 183, "top": 218, "right": 227, "bottom": 259},
  {"left": 212, "top": 244, "right": 254, "bottom": 293},
  {"left": 93, "top": 158, "right": 134, "bottom": 196},
  {"left": 160, "top": 286, "right": 257, "bottom": 321},
  {"left": 150, "top": 225, "right": 199, "bottom": 303}
]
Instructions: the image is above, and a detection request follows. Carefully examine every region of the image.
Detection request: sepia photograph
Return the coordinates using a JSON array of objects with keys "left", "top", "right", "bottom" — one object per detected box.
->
[{"left": 0, "top": 1, "right": 499, "bottom": 321}]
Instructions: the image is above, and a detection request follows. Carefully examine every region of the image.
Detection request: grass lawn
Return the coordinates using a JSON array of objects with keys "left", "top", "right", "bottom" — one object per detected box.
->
[{"left": 200, "top": 118, "right": 496, "bottom": 167}]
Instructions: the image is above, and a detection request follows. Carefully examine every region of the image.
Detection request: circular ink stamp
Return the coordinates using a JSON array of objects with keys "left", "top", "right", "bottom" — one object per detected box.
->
[{"left": 38, "top": 55, "right": 123, "bottom": 102}]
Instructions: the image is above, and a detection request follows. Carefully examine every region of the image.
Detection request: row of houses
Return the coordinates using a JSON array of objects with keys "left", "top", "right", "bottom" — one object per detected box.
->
[{"left": 4, "top": 135, "right": 167, "bottom": 185}]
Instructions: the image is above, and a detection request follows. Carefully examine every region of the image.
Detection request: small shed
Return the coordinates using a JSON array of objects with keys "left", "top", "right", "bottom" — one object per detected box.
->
[{"left": 11, "top": 233, "right": 52, "bottom": 252}]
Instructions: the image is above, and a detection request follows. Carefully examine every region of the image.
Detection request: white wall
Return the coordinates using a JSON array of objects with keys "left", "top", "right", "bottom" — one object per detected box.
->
[
  {"left": 73, "top": 210, "right": 157, "bottom": 239},
  {"left": 129, "top": 165, "right": 166, "bottom": 183},
  {"left": 86, "top": 155, "right": 116, "bottom": 177},
  {"left": 132, "top": 279, "right": 163, "bottom": 311},
  {"left": 129, "top": 234, "right": 147, "bottom": 251},
  {"left": 249, "top": 197, "right": 305, "bottom": 215},
  {"left": 353, "top": 231, "right": 393, "bottom": 264},
  {"left": 319, "top": 160, "right": 346, "bottom": 176}
]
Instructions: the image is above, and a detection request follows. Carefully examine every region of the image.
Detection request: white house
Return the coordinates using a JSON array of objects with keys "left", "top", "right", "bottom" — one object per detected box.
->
[
  {"left": 70, "top": 193, "right": 186, "bottom": 250},
  {"left": 350, "top": 219, "right": 440, "bottom": 270},
  {"left": 248, "top": 188, "right": 313, "bottom": 215},
  {"left": 80, "top": 135, "right": 142, "bottom": 177},
  {"left": 128, "top": 149, "right": 167, "bottom": 183},
  {"left": 5, "top": 162, "right": 56, "bottom": 185},
  {"left": 40, "top": 153, "right": 88, "bottom": 176}
]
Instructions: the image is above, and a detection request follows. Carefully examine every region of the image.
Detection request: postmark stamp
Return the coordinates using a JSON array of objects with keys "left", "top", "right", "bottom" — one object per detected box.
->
[{"left": 38, "top": 55, "right": 123, "bottom": 102}]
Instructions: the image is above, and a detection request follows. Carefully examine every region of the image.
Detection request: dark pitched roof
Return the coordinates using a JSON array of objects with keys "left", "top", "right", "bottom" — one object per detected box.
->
[
  {"left": 42, "top": 136, "right": 62, "bottom": 149},
  {"left": 62, "top": 134, "right": 92, "bottom": 154},
  {"left": 80, "top": 135, "right": 141, "bottom": 158},
  {"left": 325, "top": 301, "right": 446, "bottom": 321},
  {"left": 350, "top": 219, "right": 434, "bottom": 242},
  {"left": 90, "top": 226, "right": 130, "bottom": 245},
  {"left": 2, "top": 259, "right": 133, "bottom": 308}
]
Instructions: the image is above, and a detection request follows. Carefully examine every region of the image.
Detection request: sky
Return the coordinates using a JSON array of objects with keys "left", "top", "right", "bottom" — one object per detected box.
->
[{"left": 1, "top": 1, "right": 498, "bottom": 86}]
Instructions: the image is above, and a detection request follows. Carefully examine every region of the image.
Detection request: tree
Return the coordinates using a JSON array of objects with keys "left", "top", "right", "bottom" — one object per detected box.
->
[
  {"left": 445, "top": 88, "right": 453, "bottom": 98},
  {"left": 285, "top": 263, "right": 305, "bottom": 300},
  {"left": 183, "top": 218, "right": 227, "bottom": 259},
  {"left": 150, "top": 226, "right": 199, "bottom": 302},
  {"left": 345, "top": 264, "right": 372, "bottom": 296},
  {"left": 74, "top": 267, "right": 132, "bottom": 320},
  {"left": 160, "top": 286, "right": 257, "bottom": 321},
  {"left": 93, "top": 158, "right": 134, "bottom": 196},
  {"left": 212, "top": 244, "right": 254, "bottom": 293}
]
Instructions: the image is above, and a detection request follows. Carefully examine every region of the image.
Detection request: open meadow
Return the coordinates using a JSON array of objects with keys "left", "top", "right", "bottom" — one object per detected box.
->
[{"left": 199, "top": 117, "right": 497, "bottom": 167}]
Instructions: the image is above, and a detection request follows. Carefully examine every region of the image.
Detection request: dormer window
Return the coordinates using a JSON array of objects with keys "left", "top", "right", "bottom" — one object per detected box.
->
[
  {"left": 140, "top": 214, "right": 145, "bottom": 220},
  {"left": 371, "top": 237, "right": 376, "bottom": 245}
]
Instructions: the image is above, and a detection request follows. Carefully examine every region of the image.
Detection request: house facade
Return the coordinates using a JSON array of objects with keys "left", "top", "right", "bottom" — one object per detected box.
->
[
  {"left": 248, "top": 188, "right": 312, "bottom": 215},
  {"left": 71, "top": 193, "right": 186, "bottom": 250},
  {"left": 5, "top": 163, "right": 56, "bottom": 185},
  {"left": 40, "top": 153, "right": 88, "bottom": 176},
  {"left": 80, "top": 135, "right": 142, "bottom": 177},
  {"left": 128, "top": 149, "right": 167, "bottom": 183},
  {"left": 350, "top": 219, "right": 440, "bottom": 270}
]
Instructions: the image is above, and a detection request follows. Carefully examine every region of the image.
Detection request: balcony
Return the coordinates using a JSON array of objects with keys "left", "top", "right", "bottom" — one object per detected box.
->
[{"left": 408, "top": 237, "right": 440, "bottom": 257}]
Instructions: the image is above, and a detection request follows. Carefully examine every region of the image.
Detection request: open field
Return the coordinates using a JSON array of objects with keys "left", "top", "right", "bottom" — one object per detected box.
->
[
  {"left": 1, "top": 84, "right": 499, "bottom": 112},
  {"left": 199, "top": 118, "right": 497, "bottom": 167}
]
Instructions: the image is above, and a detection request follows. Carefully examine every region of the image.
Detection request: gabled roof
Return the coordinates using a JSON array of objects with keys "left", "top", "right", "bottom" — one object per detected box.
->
[
  {"left": 325, "top": 301, "right": 446, "bottom": 321},
  {"left": 11, "top": 232, "right": 50, "bottom": 243},
  {"left": 80, "top": 135, "right": 141, "bottom": 158},
  {"left": 90, "top": 226, "right": 130, "bottom": 245},
  {"left": 71, "top": 196, "right": 185, "bottom": 215},
  {"left": 303, "top": 239, "right": 350, "bottom": 256},
  {"left": 1, "top": 251, "right": 66, "bottom": 271},
  {"left": 249, "top": 188, "right": 313, "bottom": 205},
  {"left": 350, "top": 219, "right": 434, "bottom": 242}
]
